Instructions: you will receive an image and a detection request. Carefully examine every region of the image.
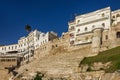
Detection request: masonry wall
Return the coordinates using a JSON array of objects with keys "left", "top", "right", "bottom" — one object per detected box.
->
[{"left": 34, "top": 32, "right": 70, "bottom": 59}]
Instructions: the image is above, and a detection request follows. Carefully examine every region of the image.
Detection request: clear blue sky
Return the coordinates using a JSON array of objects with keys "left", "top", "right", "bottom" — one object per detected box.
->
[{"left": 0, "top": 0, "right": 120, "bottom": 45}]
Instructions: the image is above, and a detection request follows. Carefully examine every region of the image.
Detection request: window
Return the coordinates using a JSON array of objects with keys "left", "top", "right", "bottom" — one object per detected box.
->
[
  {"left": 85, "top": 37, "right": 88, "bottom": 40},
  {"left": 102, "top": 13, "right": 105, "bottom": 17},
  {"left": 12, "top": 46, "right": 13, "bottom": 50},
  {"left": 105, "top": 35, "right": 108, "bottom": 40},
  {"left": 116, "top": 14, "right": 120, "bottom": 17},
  {"left": 21, "top": 44, "right": 22, "bottom": 47},
  {"left": 71, "top": 26, "right": 74, "bottom": 30},
  {"left": 70, "top": 41, "right": 74, "bottom": 45},
  {"left": 70, "top": 33, "right": 74, "bottom": 37},
  {"left": 15, "top": 46, "right": 17, "bottom": 49},
  {"left": 112, "top": 16, "right": 115, "bottom": 18},
  {"left": 42, "top": 34, "right": 45, "bottom": 37},
  {"left": 38, "top": 37, "right": 39, "bottom": 40},
  {"left": 102, "top": 23, "right": 105, "bottom": 27},
  {"left": 77, "top": 20, "right": 80, "bottom": 23},
  {"left": 116, "top": 32, "right": 120, "bottom": 38},
  {"left": 85, "top": 27, "right": 87, "bottom": 31},
  {"left": 92, "top": 25, "right": 95, "bottom": 28},
  {"left": 45, "top": 40, "right": 47, "bottom": 42},
  {"left": 77, "top": 29, "right": 80, "bottom": 32},
  {"left": 56, "top": 44, "right": 58, "bottom": 47}
]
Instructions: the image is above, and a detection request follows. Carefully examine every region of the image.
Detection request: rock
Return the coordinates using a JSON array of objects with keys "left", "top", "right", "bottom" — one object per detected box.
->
[
  {"left": 80, "top": 64, "right": 89, "bottom": 72},
  {"left": 91, "top": 62, "right": 111, "bottom": 71}
]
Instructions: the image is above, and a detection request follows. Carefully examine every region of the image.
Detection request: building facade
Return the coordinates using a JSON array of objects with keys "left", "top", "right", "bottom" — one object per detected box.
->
[
  {"left": 0, "top": 30, "right": 57, "bottom": 63},
  {"left": 68, "top": 7, "right": 120, "bottom": 53}
]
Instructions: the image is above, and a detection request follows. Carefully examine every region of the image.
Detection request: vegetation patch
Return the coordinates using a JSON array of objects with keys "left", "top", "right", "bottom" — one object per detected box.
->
[{"left": 80, "top": 46, "right": 120, "bottom": 73}]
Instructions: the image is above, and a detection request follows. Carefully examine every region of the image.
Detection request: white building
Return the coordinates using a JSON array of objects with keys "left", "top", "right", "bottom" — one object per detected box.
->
[
  {"left": 0, "top": 30, "right": 57, "bottom": 62},
  {"left": 68, "top": 7, "right": 120, "bottom": 46}
]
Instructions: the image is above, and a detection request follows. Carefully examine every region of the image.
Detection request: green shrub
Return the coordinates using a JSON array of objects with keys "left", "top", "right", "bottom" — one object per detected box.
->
[{"left": 80, "top": 46, "right": 120, "bottom": 73}]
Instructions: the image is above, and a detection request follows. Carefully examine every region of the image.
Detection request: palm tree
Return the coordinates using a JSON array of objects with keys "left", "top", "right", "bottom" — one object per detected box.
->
[
  {"left": 25, "top": 24, "right": 31, "bottom": 32},
  {"left": 25, "top": 24, "right": 32, "bottom": 63}
]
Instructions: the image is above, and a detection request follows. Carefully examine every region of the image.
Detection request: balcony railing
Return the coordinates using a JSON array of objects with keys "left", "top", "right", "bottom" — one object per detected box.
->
[{"left": 76, "top": 16, "right": 109, "bottom": 26}]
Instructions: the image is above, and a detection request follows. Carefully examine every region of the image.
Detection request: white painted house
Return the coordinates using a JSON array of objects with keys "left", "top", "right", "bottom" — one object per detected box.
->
[
  {"left": 0, "top": 30, "right": 57, "bottom": 62},
  {"left": 68, "top": 7, "right": 120, "bottom": 46}
]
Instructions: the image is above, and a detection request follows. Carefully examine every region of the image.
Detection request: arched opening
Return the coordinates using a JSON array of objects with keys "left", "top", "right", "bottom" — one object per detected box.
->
[
  {"left": 102, "top": 23, "right": 105, "bottom": 27},
  {"left": 77, "top": 29, "right": 80, "bottom": 32},
  {"left": 116, "top": 32, "right": 120, "bottom": 38},
  {"left": 102, "top": 13, "right": 105, "bottom": 17},
  {"left": 77, "top": 20, "right": 80, "bottom": 24},
  {"left": 105, "top": 35, "right": 108, "bottom": 40},
  {"left": 112, "top": 15, "right": 115, "bottom": 19},
  {"left": 92, "top": 25, "right": 95, "bottom": 28},
  {"left": 85, "top": 27, "right": 88, "bottom": 31},
  {"left": 116, "top": 14, "right": 120, "bottom": 17}
]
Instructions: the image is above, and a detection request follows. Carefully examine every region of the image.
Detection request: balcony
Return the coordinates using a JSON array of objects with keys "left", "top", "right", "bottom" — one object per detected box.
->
[
  {"left": 75, "top": 39, "right": 92, "bottom": 45},
  {"left": 76, "top": 16, "right": 109, "bottom": 26},
  {"left": 76, "top": 25, "right": 104, "bottom": 36}
]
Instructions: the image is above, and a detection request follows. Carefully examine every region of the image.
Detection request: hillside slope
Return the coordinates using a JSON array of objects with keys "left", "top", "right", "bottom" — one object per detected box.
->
[
  {"left": 18, "top": 46, "right": 91, "bottom": 78},
  {"left": 80, "top": 46, "right": 120, "bottom": 72}
]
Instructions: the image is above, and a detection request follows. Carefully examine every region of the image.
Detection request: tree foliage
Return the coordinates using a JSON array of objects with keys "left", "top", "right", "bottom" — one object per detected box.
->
[{"left": 25, "top": 24, "right": 31, "bottom": 32}]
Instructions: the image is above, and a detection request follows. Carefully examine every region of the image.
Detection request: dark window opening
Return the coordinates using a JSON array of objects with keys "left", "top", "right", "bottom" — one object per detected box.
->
[
  {"left": 102, "top": 13, "right": 105, "bottom": 17},
  {"left": 112, "top": 16, "right": 115, "bottom": 18},
  {"left": 56, "top": 45, "right": 58, "bottom": 47},
  {"left": 116, "top": 32, "right": 120, "bottom": 38},
  {"left": 105, "top": 35, "right": 108, "bottom": 40},
  {"left": 85, "top": 27, "right": 87, "bottom": 31},
  {"left": 92, "top": 25, "right": 95, "bottom": 28},
  {"left": 100, "top": 37, "right": 102, "bottom": 45},
  {"left": 77, "top": 29, "right": 80, "bottom": 32},
  {"left": 69, "top": 33, "right": 74, "bottom": 37},
  {"left": 102, "top": 23, "right": 105, "bottom": 27},
  {"left": 116, "top": 14, "right": 120, "bottom": 17}
]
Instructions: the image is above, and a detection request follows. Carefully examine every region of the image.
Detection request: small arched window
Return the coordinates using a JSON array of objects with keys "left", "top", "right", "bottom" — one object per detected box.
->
[
  {"left": 102, "top": 13, "right": 105, "bottom": 17},
  {"left": 77, "top": 29, "right": 80, "bottom": 32},
  {"left": 92, "top": 25, "right": 95, "bottom": 28},
  {"left": 116, "top": 14, "right": 120, "bottom": 17},
  {"left": 71, "top": 26, "right": 74, "bottom": 30},
  {"left": 105, "top": 35, "right": 108, "bottom": 40},
  {"left": 116, "top": 32, "right": 120, "bottom": 38},
  {"left": 77, "top": 20, "right": 80, "bottom": 23},
  {"left": 112, "top": 15, "right": 115, "bottom": 18},
  {"left": 85, "top": 27, "right": 87, "bottom": 31},
  {"left": 70, "top": 33, "right": 74, "bottom": 37},
  {"left": 102, "top": 23, "right": 105, "bottom": 27}
]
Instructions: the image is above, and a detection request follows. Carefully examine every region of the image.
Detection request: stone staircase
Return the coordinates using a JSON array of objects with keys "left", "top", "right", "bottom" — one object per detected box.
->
[{"left": 18, "top": 47, "right": 91, "bottom": 78}]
